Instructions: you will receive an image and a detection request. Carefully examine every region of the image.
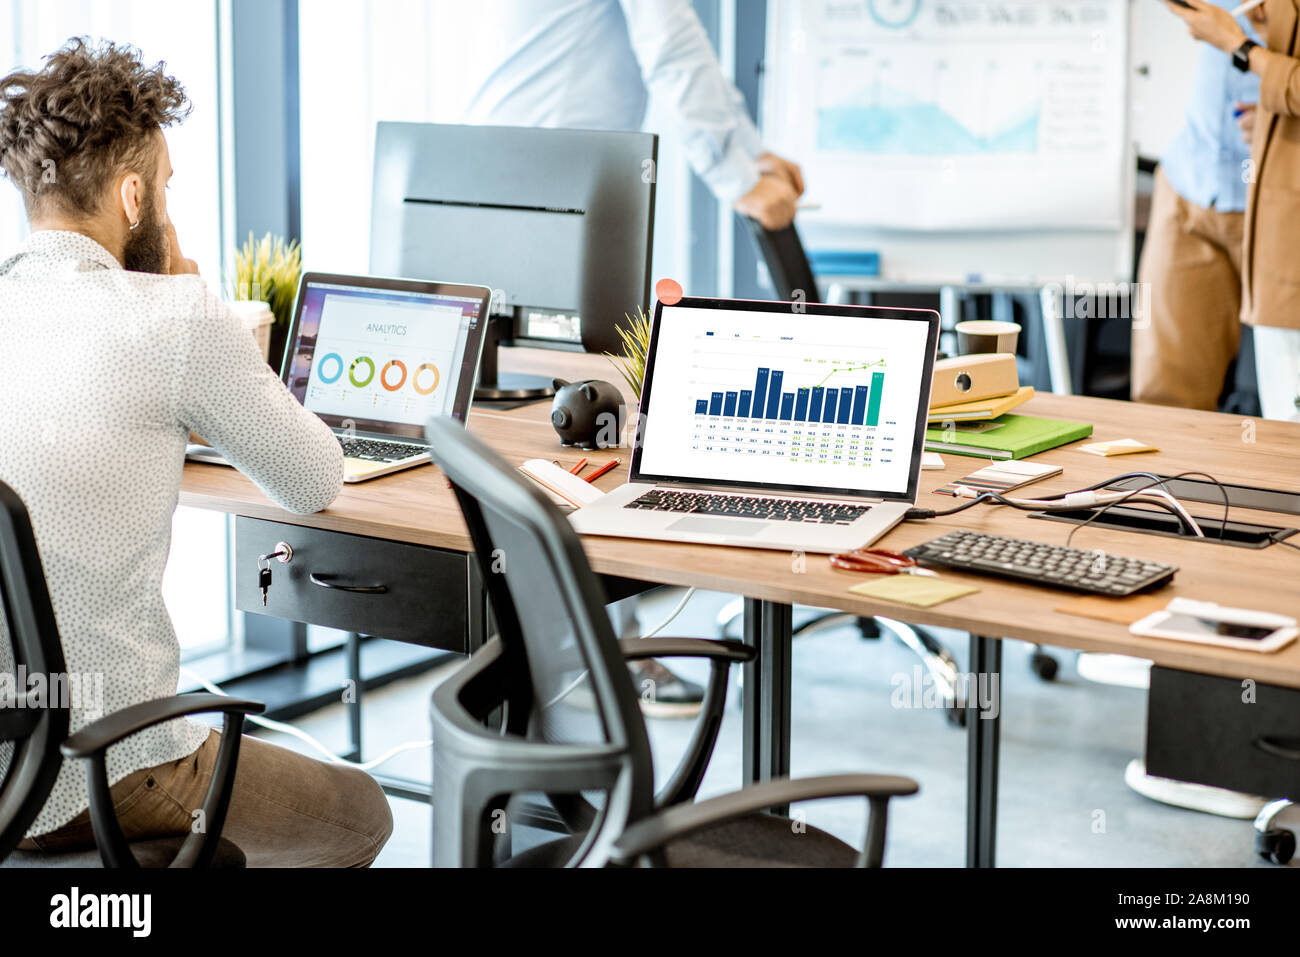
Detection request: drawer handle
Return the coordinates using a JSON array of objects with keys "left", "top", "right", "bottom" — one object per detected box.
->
[
  {"left": 1254, "top": 736, "right": 1300, "bottom": 762},
  {"left": 309, "top": 573, "right": 388, "bottom": 594}
]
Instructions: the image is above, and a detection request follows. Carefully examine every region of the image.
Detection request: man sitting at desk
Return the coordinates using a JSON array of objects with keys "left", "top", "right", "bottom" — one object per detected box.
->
[{"left": 0, "top": 39, "right": 392, "bottom": 865}]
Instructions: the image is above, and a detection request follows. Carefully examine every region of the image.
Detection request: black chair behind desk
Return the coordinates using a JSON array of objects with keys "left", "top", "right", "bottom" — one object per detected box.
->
[
  {"left": 734, "top": 216, "right": 975, "bottom": 722},
  {"left": 425, "top": 418, "right": 918, "bottom": 867},
  {"left": 0, "top": 480, "right": 262, "bottom": 868}
]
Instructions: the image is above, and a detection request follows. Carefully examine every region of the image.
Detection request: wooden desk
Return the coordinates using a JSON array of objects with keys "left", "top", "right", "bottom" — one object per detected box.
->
[{"left": 180, "top": 347, "right": 1300, "bottom": 866}]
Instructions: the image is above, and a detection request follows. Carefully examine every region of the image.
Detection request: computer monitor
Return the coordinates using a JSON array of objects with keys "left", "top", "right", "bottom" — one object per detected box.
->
[{"left": 370, "top": 122, "right": 657, "bottom": 401}]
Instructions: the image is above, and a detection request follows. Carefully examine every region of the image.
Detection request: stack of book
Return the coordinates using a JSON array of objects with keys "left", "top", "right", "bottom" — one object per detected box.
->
[{"left": 926, "top": 360, "right": 1092, "bottom": 459}]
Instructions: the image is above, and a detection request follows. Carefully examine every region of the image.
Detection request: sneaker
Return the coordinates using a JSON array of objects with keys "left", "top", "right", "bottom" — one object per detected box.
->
[{"left": 627, "top": 657, "right": 705, "bottom": 719}]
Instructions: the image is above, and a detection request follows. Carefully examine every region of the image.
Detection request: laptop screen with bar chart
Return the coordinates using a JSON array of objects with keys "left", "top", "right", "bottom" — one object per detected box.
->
[{"left": 631, "top": 298, "right": 939, "bottom": 501}]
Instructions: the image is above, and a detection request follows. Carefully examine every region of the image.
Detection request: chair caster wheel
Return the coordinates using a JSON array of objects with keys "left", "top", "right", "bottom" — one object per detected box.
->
[
  {"left": 1255, "top": 828, "right": 1296, "bottom": 865},
  {"left": 1030, "top": 651, "right": 1059, "bottom": 682}
]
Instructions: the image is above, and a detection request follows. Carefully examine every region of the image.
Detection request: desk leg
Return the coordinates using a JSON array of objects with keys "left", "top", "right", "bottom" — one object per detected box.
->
[
  {"left": 966, "top": 633, "right": 1002, "bottom": 868},
  {"left": 344, "top": 631, "right": 363, "bottom": 763},
  {"left": 742, "top": 599, "right": 793, "bottom": 812}
]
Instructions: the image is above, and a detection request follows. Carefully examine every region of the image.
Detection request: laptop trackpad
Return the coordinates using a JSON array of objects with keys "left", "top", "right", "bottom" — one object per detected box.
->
[{"left": 667, "top": 516, "right": 767, "bottom": 537}]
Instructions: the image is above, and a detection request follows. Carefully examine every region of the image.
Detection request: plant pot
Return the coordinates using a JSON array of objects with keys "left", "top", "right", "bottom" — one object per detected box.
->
[{"left": 227, "top": 300, "right": 274, "bottom": 364}]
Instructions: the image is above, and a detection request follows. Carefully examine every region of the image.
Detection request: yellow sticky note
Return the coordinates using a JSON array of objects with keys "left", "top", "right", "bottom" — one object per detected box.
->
[{"left": 849, "top": 575, "right": 979, "bottom": 608}]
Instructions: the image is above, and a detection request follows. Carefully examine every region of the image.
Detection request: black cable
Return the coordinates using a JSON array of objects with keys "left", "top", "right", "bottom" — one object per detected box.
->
[
  {"left": 1063, "top": 471, "right": 1232, "bottom": 549},
  {"left": 906, "top": 469, "right": 1239, "bottom": 551}
]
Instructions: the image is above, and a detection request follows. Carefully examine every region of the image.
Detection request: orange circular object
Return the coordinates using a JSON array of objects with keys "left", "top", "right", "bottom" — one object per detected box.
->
[
  {"left": 380, "top": 359, "right": 408, "bottom": 391},
  {"left": 655, "top": 277, "right": 683, "bottom": 305},
  {"left": 413, "top": 362, "right": 441, "bottom": 396}
]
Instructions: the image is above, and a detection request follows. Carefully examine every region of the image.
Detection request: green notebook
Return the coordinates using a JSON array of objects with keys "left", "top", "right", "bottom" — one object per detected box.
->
[{"left": 924, "top": 414, "right": 1093, "bottom": 460}]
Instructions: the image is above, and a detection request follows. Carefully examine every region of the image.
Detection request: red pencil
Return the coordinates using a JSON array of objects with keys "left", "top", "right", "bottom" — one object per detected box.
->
[
  {"left": 584, "top": 458, "right": 620, "bottom": 482},
  {"left": 569, "top": 457, "right": 588, "bottom": 475}
]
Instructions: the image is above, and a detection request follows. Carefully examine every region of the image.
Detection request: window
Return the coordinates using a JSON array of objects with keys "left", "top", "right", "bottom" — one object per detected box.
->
[{"left": 1, "top": 1, "right": 223, "bottom": 277}]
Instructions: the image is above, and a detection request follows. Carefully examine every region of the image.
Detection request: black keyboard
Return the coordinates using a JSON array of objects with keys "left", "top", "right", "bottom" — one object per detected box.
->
[
  {"left": 903, "top": 530, "right": 1177, "bottom": 596},
  {"left": 338, "top": 437, "right": 428, "bottom": 462},
  {"left": 625, "top": 489, "right": 869, "bottom": 525}
]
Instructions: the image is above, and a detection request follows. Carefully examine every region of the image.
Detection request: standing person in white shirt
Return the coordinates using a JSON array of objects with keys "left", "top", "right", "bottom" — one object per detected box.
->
[
  {"left": 436, "top": 0, "right": 805, "bottom": 229},
  {"left": 437, "top": 0, "right": 807, "bottom": 715},
  {"left": 0, "top": 39, "right": 392, "bottom": 864}
]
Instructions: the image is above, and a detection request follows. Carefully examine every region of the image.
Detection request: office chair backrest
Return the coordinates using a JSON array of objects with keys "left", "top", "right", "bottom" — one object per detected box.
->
[
  {"left": 425, "top": 418, "right": 655, "bottom": 798},
  {"left": 744, "top": 217, "right": 821, "bottom": 304},
  {"left": 0, "top": 481, "right": 69, "bottom": 860}
]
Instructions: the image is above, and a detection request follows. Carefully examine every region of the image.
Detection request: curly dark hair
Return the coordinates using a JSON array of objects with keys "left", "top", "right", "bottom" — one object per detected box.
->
[{"left": 0, "top": 37, "right": 190, "bottom": 218}]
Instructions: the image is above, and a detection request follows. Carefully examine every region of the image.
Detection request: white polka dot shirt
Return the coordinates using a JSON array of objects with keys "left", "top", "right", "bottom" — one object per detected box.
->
[{"left": 0, "top": 230, "right": 344, "bottom": 837}]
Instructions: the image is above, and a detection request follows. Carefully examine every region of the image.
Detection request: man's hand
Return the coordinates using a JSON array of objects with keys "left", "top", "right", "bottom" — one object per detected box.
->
[
  {"left": 166, "top": 216, "right": 200, "bottom": 276},
  {"left": 1164, "top": 0, "right": 1248, "bottom": 54},
  {"left": 1237, "top": 101, "right": 1258, "bottom": 143},
  {"left": 734, "top": 174, "right": 799, "bottom": 230},
  {"left": 735, "top": 152, "right": 804, "bottom": 230},
  {"left": 757, "top": 152, "right": 805, "bottom": 196}
]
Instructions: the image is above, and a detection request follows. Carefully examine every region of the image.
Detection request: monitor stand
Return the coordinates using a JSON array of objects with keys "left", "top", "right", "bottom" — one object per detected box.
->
[{"left": 473, "top": 314, "right": 557, "bottom": 403}]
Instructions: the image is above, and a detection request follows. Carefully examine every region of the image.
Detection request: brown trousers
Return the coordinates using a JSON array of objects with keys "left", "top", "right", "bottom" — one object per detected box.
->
[
  {"left": 1131, "top": 167, "right": 1244, "bottom": 410},
  {"left": 19, "top": 730, "right": 393, "bottom": 867}
]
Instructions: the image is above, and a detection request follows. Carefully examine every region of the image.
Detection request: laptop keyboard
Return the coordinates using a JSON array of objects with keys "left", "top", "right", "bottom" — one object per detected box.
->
[
  {"left": 625, "top": 489, "right": 870, "bottom": 525},
  {"left": 338, "top": 437, "right": 428, "bottom": 462}
]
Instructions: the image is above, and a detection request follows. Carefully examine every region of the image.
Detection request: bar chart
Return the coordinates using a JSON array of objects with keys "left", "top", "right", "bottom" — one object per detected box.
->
[
  {"left": 692, "top": 364, "right": 886, "bottom": 427},
  {"left": 637, "top": 303, "right": 932, "bottom": 496}
]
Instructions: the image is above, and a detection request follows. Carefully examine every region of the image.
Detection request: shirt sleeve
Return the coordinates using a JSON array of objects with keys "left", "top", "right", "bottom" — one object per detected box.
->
[
  {"left": 175, "top": 281, "right": 344, "bottom": 514},
  {"left": 618, "top": 0, "right": 764, "bottom": 203}
]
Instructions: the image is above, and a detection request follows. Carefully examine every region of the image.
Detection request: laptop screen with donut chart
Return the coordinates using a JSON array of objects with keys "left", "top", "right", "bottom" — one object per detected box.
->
[{"left": 283, "top": 273, "right": 490, "bottom": 440}]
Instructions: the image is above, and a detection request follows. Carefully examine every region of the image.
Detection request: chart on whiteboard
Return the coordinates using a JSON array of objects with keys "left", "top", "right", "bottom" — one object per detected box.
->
[{"left": 764, "top": 0, "right": 1128, "bottom": 230}]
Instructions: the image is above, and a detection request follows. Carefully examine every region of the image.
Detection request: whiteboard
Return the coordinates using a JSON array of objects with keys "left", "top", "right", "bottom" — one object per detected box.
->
[{"left": 762, "top": 0, "right": 1135, "bottom": 285}]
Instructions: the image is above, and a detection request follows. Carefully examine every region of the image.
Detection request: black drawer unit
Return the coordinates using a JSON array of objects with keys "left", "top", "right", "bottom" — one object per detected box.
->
[
  {"left": 1147, "top": 666, "right": 1300, "bottom": 800},
  {"left": 235, "top": 517, "right": 472, "bottom": 651}
]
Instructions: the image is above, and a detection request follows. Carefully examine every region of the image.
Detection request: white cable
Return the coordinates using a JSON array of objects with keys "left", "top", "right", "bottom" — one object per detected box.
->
[
  {"left": 180, "top": 666, "right": 432, "bottom": 772},
  {"left": 637, "top": 586, "right": 697, "bottom": 639},
  {"left": 959, "top": 485, "right": 1206, "bottom": 537}
]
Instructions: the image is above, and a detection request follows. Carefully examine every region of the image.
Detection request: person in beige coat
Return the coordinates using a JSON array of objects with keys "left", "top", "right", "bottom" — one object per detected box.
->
[{"left": 1168, "top": 0, "right": 1300, "bottom": 420}]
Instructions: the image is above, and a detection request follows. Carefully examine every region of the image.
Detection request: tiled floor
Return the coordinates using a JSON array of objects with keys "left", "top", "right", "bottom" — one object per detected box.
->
[{"left": 253, "top": 589, "right": 1298, "bottom": 868}]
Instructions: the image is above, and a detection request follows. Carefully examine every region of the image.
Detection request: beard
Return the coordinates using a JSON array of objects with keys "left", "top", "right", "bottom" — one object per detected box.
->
[{"left": 122, "top": 188, "right": 168, "bottom": 274}]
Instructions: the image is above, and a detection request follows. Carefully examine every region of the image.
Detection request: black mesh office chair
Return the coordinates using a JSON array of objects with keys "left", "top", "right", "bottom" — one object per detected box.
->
[
  {"left": 0, "top": 480, "right": 262, "bottom": 868},
  {"left": 426, "top": 417, "right": 918, "bottom": 867}
]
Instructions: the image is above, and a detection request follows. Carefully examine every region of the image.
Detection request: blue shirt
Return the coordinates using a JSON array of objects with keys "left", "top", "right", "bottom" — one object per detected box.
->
[{"left": 1161, "top": 4, "right": 1261, "bottom": 213}]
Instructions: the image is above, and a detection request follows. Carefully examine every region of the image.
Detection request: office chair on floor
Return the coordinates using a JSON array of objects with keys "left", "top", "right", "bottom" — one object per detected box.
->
[
  {"left": 0, "top": 480, "right": 262, "bottom": 868},
  {"left": 426, "top": 418, "right": 918, "bottom": 867}
]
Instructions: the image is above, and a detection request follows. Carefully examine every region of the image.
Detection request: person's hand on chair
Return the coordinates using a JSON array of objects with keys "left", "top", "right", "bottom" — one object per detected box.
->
[{"left": 734, "top": 175, "right": 798, "bottom": 230}]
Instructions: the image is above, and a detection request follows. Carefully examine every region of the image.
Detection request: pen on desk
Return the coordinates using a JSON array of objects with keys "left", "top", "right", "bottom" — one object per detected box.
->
[
  {"left": 584, "top": 459, "right": 620, "bottom": 482},
  {"left": 1229, "top": 0, "right": 1265, "bottom": 17},
  {"left": 569, "top": 457, "right": 588, "bottom": 475}
]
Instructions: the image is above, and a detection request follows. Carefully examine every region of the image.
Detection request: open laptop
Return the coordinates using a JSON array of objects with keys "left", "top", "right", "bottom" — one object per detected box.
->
[
  {"left": 188, "top": 272, "right": 490, "bottom": 482},
  {"left": 569, "top": 297, "right": 940, "bottom": 553}
]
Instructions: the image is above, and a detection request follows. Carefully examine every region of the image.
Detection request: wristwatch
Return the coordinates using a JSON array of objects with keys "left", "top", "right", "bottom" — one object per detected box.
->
[{"left": 1233, "top": 39, "right": 1259, "bottom": 73}]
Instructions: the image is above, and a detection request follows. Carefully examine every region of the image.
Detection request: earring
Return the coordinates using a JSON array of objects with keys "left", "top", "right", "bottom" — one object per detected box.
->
[{"left": 128, "top": 219, "right": 140, "bottom": 231}]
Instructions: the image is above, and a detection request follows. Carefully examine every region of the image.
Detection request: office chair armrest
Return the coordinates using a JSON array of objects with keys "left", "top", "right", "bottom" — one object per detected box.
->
[
  {"left": 610, "top": 773, "right": 919, "bottom": 868},
  {"left": 617, "top": 638, "right": 752, "bottom": 809},
  {"left": 62, "top": 693, "right": 265, "bottom": 868},
  {"left": 618, "top": 637, "right": 754, "bottom": 664},
  {"left": 61, "top": 693, "right": 264, "bottom": 758}
]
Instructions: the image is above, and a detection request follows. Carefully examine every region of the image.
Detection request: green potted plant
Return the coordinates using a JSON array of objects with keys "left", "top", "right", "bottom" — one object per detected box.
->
[
  {"left": 604, "top": 306, "right": 652, "bottom": 402},
  {"left": 228, "top": 232, "right": 303, "bottom": 370}
]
